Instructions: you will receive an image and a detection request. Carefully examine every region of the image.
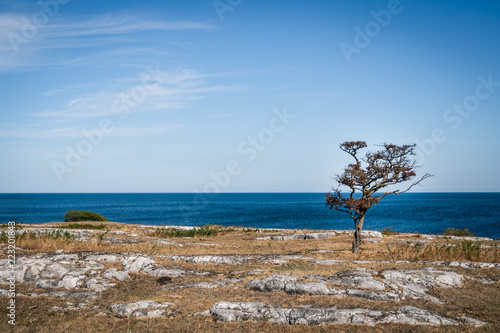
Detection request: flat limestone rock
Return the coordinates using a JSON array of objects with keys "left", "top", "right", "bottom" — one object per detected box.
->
[
  {"left": 379, "top": 306, "right": 456, "bottom": 326},
  {"left": 210, "top": 302, "right": 485, "bottom": 326},
  {"left": 60, "top": 276, "right": 83, "bottom": 289},
  {"left": 123, "top": 256, "right": 155, "bottom": 273},
  {"left": 382, "top": 267, "right": 463, "bottom": 289},
  {"left": 246, "top": 269, "right": 463, "bottom": 303},
  {"left": 284, "top": 281, "right": 332, "bottom": 295},
  {"left": 103, "top": 268, "right": 129, "bottom": 281},
  {"left": 182, "top": 282, "right": 220, "bottom": 289},
  {"left": 304, "top": 268, "right": 386, "bottom": 291},
  {"left": 166, "top": 255, "right": 245, "bottom": 265},
  {"left": 245, "top": 275, "right": 297, "bottom": 293},
  {"left": 149, "top": 268, "right": 185, "bottom": 277},
  {"left": 289, "top": 307, "right": 384, "bottom": 325},
  {"left": 41, "top": 263, "right": 71, "bottom": 279},
  {"left": 86, "top": 277, "right": 115, "bottom": 292},
  {"left": 210, "top": 301, "right": 290, "bottom": 324},
  {"left": 382, "top": 267, "right": 463, "bottom": 302},
  {"left": 34, "top": 279, "right": 60, "bottom": 289},
  {"left": 108, "top": 300, "right": 174, "bottom": 317},
  {"left": 86, "top": 254, "right": 122, "bottom": 263},
  {"left": 257, "top": 232, "right": 336, "bottom": 241},
  {"left": 245, "top": 274, "right": 391, "bottom": 298}
]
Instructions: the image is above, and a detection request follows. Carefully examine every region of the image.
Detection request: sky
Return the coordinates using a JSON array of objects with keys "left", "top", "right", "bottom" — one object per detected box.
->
[{"left": 0, "top": 0, "right": 499, "bottom": 193}]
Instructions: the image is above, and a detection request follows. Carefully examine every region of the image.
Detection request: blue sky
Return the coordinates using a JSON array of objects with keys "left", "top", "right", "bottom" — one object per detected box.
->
[{"left": 0, "top": 0, "right": 499, "bottom": 193}]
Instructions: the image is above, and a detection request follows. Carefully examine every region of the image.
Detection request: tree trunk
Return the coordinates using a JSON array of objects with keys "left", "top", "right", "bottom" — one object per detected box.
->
[{"left": 352, "top": 214, "right": 365, "bottom": 254}]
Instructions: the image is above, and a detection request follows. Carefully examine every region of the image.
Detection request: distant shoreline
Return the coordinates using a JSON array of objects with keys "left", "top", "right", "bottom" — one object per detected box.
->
[{"left": 10, "top": 221, "right": 496, "bottom": 242}]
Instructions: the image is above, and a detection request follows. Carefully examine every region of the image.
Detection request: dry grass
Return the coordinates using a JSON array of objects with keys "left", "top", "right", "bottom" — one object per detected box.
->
[
  {"left": 384, "top": 240, "right": 500, "bottom": 263},
  {"left": 2, "top": 223, "right": 500, "bottom": 332}
]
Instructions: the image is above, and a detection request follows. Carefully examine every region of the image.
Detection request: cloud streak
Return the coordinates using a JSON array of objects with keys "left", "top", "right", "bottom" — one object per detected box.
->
[
  {"left": 34, "top": 68, "right": 244, "bottom": 121},
  {"left": 0, "top": 13, "right": 214, "bottom": 71}
]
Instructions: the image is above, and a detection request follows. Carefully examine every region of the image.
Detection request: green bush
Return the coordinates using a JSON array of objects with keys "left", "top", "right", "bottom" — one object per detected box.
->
[
  {"left": 443, "top": 228, "right": 475, "bottom": 237},
  {"left": 63, "top": 210, "right": 108, "bottom": 222},
  {"left": 46, "top": 229, "right": 76, "bottom": 240},
  {"left": 153, "top": 225, "right": 235, "bottom": 238}
]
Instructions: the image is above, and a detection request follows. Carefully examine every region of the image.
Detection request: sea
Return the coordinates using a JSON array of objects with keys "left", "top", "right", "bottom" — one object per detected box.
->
[{"left": 0, "top": 193, "right": 498, "bottom": 239}]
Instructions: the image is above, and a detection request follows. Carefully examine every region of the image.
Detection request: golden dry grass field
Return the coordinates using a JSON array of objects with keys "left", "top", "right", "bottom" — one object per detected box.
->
[{"left": 1, "top": 222, "right": 499, "bottom": 332}]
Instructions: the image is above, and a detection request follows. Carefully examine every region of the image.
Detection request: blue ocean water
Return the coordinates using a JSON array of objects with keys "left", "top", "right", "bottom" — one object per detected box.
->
[{"left": 0, "top": 193, "right": 498, "bottom": 239}]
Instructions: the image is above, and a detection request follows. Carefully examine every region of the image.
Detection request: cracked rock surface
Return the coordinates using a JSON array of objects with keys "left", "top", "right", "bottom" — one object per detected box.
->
[
  {"left": 0, "top": 253, "right": 187, "bottom": 298},
  {"left": 108, "top": 300, "right": 174, "bottom": 317},
  {"left": 210, "top": 301, "right": 486, "bottom": 326},
  {"left": 245, "top": 267, "right": 465, "bottom": 303}
]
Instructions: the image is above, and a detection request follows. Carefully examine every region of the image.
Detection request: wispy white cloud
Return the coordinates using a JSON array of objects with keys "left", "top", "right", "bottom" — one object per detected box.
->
[
  {"left": 0, "top": 13, "right": 214, "bottom": 71},
  {"left": 35, "top": 68, "right": 245, "bottom": 120},
  {"left": 67, "top": 97, "right": 83, "bottom": 107},
  {"left": 44, "top": 83, "right": 102, "bottom": 96}
]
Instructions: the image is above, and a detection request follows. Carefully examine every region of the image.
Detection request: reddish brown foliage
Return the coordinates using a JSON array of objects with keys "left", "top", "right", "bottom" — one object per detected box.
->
[{"left": 326, "top": 141, "right": 432, "bottom": 253}]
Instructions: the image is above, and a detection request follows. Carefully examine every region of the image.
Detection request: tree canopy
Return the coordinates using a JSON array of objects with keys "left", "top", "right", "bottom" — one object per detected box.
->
[{"left": 326, "top": 141, "right": 432, "bottom": 253}]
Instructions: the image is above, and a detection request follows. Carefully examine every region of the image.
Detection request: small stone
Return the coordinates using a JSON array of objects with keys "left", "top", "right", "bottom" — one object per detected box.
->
[
  {"left": 156, "top": 302, "right": 175, "bottom": 308},
  {"left": 108, "top": 300, "right": 165, "bottom": 317},
  {"left": 183, "top": 282, "right": 219, "bottom": 289},
  {"left": 143, "top": 309, "right": 165, "bottom": 318},
  {"left": 123, "top": 256, "right": 155, "bottom": 273},
  {"left": 34, "top": 279, "right": 60, "bottom": 289},
  {"left": 86, "top": 254, "right": 121, "bottom": 263},
  {"left": 194, "top": 310, "right": 210, "bottom": 316},
  {"left": 103, "top": 268, "right": 129, "bottom": 281},
  {"left": 459, "top": 316, "right": 487, "bottom": 327},
  {"left": 60, "top": 276, "right": 82, "bottom": 290},
  {"left": 86, "top": 277, "right": 115, "bottom": 292}
]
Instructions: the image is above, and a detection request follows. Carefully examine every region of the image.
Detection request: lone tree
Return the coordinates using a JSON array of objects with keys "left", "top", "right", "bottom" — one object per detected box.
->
[{"left": 326, "top": 141, "right": 432, "bottom": 254}]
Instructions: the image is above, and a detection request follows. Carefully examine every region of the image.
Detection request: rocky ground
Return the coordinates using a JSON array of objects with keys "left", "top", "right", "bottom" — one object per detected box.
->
[{"left": 1, "top": 222, "right": 499, "bottom": 332}]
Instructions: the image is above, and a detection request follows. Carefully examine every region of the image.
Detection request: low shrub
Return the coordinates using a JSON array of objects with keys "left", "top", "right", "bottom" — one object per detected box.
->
[
  {"left": 153, "top": 225, "right": 235, "bottom": 238},
  {"left": 61, "top": 223, "right": 108, "bottom": 230},
  {"left": 63, "top": 210, "right": 108, "bottom": 222},
  {"left": 15, "top": 229, "right": 75, "bottom": 241},
  {"left": 443, "top": 228, "right": 475, "bottom": 237},
  {"left": 381, "top": 226, "right": 397, "bottom": 236}
]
